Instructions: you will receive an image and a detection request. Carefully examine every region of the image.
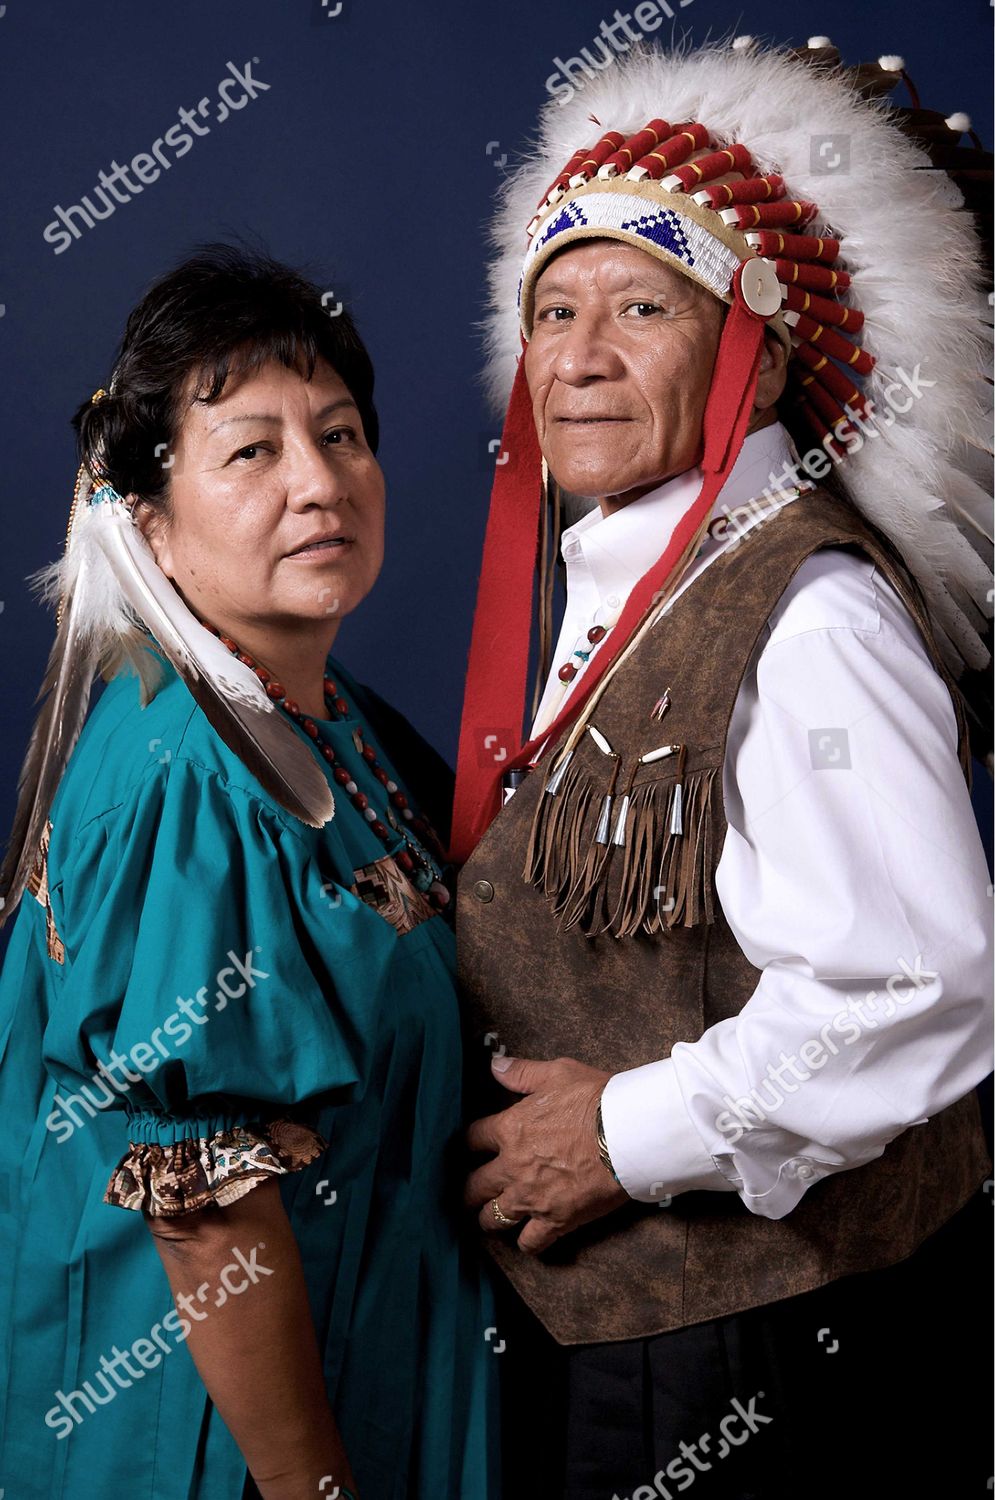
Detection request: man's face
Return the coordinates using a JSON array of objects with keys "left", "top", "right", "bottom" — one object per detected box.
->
[{"left": 524, "top": 241, "right": 726, "bottom": 513}]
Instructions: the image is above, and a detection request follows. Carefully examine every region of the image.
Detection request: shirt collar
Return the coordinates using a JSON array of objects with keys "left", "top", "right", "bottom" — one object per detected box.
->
[{"left": 558, "top": 420, "right": 800, "bottom": 611}]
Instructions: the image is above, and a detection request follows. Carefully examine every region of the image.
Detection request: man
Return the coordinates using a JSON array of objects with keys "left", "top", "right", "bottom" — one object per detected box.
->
[{"left": 452, "top": 38, "right": 993, "bottom": 1500}]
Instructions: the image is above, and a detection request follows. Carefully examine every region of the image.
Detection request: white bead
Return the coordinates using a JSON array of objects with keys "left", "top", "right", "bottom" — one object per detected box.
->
[
  {"left": 403, "top": 809, "right": 414, "bottom": 821},
  {"left": 364, "top": 807, "right": 377, "bottom": 821},
  {"left": 386, "top": 781, "right": 398, "bottom": 793},
  {"left": 346, "top": 781, "right": 358, "bottom": 795}
]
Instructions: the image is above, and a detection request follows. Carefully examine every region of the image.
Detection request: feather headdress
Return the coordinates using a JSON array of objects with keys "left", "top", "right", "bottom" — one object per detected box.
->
[
  {"left": 0, "top": 465, "right": 334, "bottom": 925},
  {"left": 450, "top": 35, "right": 993, "bottom": 861}
]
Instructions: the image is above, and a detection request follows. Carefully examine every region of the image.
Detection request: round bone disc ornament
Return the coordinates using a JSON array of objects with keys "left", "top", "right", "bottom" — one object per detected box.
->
[{"left": 740, "top": 256, "right": 782, "bottom": 316}]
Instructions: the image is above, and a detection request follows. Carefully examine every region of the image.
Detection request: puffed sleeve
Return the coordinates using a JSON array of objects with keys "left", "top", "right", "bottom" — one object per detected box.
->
[{"left": 44, "top": 753, "right": 396, "bottom": 1215}]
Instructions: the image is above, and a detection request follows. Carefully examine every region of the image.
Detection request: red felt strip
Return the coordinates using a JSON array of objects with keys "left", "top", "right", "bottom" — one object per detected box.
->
[
  {"left": 782, "top": 284, "right": 864, "bottom": 331},
  {"left": 789, "top": 313, "right": 875, "bottom": 373},
  {"left": 750, "top": 230, "right": 840, "bottom": 261}
]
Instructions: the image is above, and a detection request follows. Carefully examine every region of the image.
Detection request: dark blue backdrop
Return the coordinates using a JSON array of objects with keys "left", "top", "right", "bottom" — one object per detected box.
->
[{"left": 1, "top": 1, "right": 991, "bottom": 851}]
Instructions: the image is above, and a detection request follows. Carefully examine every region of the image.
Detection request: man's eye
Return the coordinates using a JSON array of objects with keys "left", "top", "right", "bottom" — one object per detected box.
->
[
  {"left": 232, "top": 443, "right": 266, "bottom": 462},
  {"left": 625, "top": 301, "right": 664, "bottom": 317},
  {"left": 536, "top": 306, "right": 574, "bottom": 322},
  {"left": 322, "top": 427, "right": 356, "bottom": 446}
]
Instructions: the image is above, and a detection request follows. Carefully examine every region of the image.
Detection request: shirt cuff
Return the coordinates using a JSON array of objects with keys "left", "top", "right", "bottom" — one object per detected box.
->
[{"left": 600, "top": 1059, "right": 738, "bottom": 1202}]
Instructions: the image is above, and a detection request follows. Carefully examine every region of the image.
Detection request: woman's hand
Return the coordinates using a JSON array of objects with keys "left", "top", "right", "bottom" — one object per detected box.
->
[{"left": 146, "top": 1178, "right": 358, "bottom": 1500}]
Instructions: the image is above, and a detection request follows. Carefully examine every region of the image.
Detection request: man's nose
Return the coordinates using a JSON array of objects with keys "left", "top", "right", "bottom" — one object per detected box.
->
[{"left": 550, "top": 313, "right": 625, "bottom": 384}]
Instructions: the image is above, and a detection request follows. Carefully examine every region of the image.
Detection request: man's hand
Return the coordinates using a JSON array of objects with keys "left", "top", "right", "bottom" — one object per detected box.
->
[{"left": 464, "top": 1055, "right": 630, "bottom": 1254}]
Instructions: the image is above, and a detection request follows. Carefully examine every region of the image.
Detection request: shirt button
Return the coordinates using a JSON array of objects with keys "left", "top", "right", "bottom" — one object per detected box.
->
[
  {"left": 797, "top": 1162, "right": 816, "bottom": 1180},
  {"left": 606, "top": 593, "right": 620, "bottom": 608},
  {"left": 472, "top": 880, "right": 495, "bottom": 903},
  {"left": 563, "top": 540, "right": 581, "bottom": 560}
]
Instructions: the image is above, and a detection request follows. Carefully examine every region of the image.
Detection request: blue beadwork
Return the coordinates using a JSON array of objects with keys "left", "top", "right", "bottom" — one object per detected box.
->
[
  {"left": 619, "top": 209, "right": 695, "bottom": 265},
  {"left": 538, "top": 201, "right": 589, "bottom": 248}
]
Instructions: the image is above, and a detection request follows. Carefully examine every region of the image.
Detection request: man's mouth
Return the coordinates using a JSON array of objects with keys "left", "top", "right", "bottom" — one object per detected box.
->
[{"left": 554, "top": 416, "right": 633, "bottom": 424}]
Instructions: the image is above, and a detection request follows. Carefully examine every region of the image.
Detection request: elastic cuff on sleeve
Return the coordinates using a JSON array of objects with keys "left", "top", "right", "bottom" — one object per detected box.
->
[{"left": 104, "top": 1118, "right": 326, "bottom": 1216}]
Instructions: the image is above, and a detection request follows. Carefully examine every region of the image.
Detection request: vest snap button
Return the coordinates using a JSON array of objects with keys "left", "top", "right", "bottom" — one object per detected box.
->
[{"left": 472, "top": 879, "right": 495, "bottom": 903}]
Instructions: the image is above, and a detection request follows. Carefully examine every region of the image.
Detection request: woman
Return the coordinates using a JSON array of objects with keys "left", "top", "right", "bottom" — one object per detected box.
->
[{"left": 0, "top": 246, "right": 497, "bottom": 1499}]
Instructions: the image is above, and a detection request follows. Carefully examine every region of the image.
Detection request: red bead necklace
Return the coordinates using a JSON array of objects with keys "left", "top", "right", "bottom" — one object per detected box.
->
[{"left": 209, "top": 628, "right": 449, "bottom": 910}]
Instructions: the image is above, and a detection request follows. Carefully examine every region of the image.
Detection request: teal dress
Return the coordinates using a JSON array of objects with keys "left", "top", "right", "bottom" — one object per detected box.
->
[{"left": 0, "top": 650, "right": 498, "bottom": 1499}]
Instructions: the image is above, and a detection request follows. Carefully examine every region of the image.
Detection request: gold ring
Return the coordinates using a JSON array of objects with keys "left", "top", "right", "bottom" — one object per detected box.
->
[{"left": 490, "top": 1198, "right": 520, "bottom": 1228}]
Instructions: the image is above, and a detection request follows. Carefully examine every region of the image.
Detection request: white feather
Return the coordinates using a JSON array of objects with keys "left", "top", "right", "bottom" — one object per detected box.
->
[{"left": 41, "top": 486, "right": 278, "bottom": 714}]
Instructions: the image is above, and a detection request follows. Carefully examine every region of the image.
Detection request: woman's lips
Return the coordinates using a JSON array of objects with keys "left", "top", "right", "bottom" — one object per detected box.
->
[{"left": 284, "top": 538, "right": 354, "bottom": 560}]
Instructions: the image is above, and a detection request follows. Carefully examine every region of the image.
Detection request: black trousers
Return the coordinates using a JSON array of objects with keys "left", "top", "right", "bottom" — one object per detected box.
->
[{"left": 493, "top": 1190, "right": 992, "bottom": 1500}]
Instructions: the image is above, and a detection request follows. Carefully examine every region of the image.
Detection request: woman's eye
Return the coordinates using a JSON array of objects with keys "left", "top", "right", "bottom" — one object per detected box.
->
[
  {"left": 322, "top": 427, "right": 357, "bottom": 446},
  {"left": 232, "top": 443, "right": 266, "bottom": 462}
]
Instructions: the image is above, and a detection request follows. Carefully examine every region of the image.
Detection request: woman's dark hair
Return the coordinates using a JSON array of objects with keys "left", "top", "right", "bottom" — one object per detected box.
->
[{"left": 72, "top": 244, "right": 378, "bottom": 515}]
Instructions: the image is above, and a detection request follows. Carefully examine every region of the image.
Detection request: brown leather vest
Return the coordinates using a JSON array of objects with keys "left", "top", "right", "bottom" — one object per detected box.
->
[{"left": 457, "top": 488, "right": 990, "bottom": 1346}]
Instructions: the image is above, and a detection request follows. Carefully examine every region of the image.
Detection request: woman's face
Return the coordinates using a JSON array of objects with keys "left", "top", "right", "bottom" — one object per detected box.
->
[{"left": 143, "top": 356, "right": 385, "bottom": 638}]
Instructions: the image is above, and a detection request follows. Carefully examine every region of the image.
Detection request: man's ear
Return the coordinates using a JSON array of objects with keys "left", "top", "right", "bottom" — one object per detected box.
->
[
  {"left": 754, "top": 331, "right": 789, "bottom": 415},
  {"left": 133, "top": 499, "right": 175, "bottom": 579}
]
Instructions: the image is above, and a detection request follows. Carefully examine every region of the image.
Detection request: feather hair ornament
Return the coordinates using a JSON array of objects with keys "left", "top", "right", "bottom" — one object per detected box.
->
[{"left": 0, "top": 465, "right": 334, "bottom": 926}]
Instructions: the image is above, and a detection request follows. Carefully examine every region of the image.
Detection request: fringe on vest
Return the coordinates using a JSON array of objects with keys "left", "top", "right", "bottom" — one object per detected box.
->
[{"left": 524, "top": 755, "right": 718, "bottom": 939}]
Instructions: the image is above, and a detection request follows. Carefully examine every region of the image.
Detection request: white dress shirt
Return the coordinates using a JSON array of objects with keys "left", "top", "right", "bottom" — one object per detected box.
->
[{"left": 531, "top": 421, "right": 993, "bottom": 1220}]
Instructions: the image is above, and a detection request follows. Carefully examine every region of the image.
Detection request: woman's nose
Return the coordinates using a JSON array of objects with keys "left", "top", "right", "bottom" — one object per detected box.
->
[{"left": 284, "top": 440, "right": 345, "bottom": 509}]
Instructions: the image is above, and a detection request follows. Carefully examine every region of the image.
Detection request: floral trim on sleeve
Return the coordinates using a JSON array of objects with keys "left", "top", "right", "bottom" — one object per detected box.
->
[{"left": 104, "top": 1118, "right": 326, "bottom": 1216}]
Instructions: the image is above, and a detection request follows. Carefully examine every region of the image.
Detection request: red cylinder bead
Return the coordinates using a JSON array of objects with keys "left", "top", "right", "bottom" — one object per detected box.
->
[
  {"left": 587, "top": 625, "right": 607, "bottom": 644},
  {"left": 333, "top": 766, "right": 351, "bottom": 785},
  {"left": 303, "top": 720, "right": 319, "bottom": 739},
  {"left": 353, "top": 792, "right": 368, "bottom": 811},
  {"left": 558, "top": 662, "right": 577, "bottom": 682},
  {"left": 266, "top": 681, "right": 285, "bottom": 699},
  {"left": 371, "top": 821, "right": 390, "bottom": 839},
  {"left": 391, "top": 792, "right": 408, "bottom": 810},
  {"left": 397, "top": 851, "right": 415, "bottom": 873},
  {"left": 282, "top": 699, "right": 300, "bottom": 717},
  {"left": 334, "top": 697, "right": 349, "bottom": 715},
  {"left": 362, "top": 745, "right": 377, "bottom": 763}
]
